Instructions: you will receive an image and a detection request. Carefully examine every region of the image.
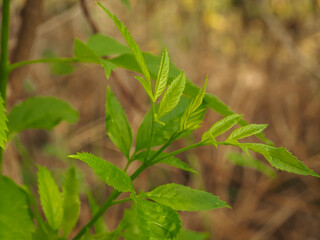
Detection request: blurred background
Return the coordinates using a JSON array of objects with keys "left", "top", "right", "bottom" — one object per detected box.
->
[{"left": 2, "top": 0, "right": 320, "bottom": 239}]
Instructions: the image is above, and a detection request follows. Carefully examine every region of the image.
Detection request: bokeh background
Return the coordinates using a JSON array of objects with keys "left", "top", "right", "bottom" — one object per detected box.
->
[{"left": 3, "top": 0, "right": 320, "bottom": 239}]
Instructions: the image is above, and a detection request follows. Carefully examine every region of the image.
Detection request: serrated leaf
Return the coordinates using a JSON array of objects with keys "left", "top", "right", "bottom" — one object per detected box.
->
[
  {"left": 37, "top": 165, "right": 63, "bottom": 230},
  {"left": 87, "top": 34, "right": 130, "bottom": 57},
  {"left": 7, "top": 96, "right": 79, "bottom": 137},
  {"left": 69, "top": 152, "right": 135, "bottom": 192},
  {"left": 98, "top": 4, "right": 152, "bottom": 97},
  {"left": 61, "top": 166, "right": 80, "bottom": 238},
  {"left": 74, "top": 38, "right": 101, "bottom": 63},
  {"left": 227, "top": 152, "right": 276, "bottom": 178},
  {"left": 243, "top": 143, "right": 320, "bottom": 177},
  {"left": 175, "top": 229, "right": 209, "bottom": 240},
  {"left": 135, "top": 97, "right": 191, "bottom": 152},
  {"left": 135, "top": 151, "right": 198, "bottom": 174},
  {"left": 154, "top": 49, "right": 170, "bottom": 100},
  {"left": 227, "top": 124, "right": 268, "bottom": 141},
  {"left": 102, "top": 60, "right": 116, "bottom": 79},
  {"left": 0, "top": 175, "right": 34, "bottom": 240},
  {"left": 0, "top": 95, "right": 7, "bottom": 149},
  {"left": 141, "top": 183, "right": 230, "bottom": 211},
  {"left": 106, "top": 86, "right": 132, "bottom": 159},
  {"left": 157, "top": 71, "right": 186, "bottom": 119},
  {"left": 88, "top": 192, "right": 108, "bottom": 234},
  {"left": 202, "top": 114, "right": 242, "bottom": 143},
  {"left": 134, "top": 197, "right": 181, "bottom": 240}
]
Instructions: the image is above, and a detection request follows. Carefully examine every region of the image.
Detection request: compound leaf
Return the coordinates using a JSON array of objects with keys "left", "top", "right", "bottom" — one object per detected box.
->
[
  {"left": 227, "top": 124, "right": 268, "bottom": 141},
  {"left": 106, "top": 86, "right": 132, "bottom": 159},
  {"left": 7, "top": 96, "right": 79, "bottom": 137},
  {"left": 141, "top": 183, "right": 230, "bottom": 211},
  {"left": 134, "top": 197, "right": 181, "bottom": 240},
  {"left": 243, "top": 143, "right": 320, "bottom": 177},
  {"left": 135, "top": 151, "right": 198, "bottom": 174},
  {"left": 61, "top": 166, "right": 80, "bottom": 238},
  {"left": 157, "top": 71, "right": 186, "bottom": 120},
  {"left": 0, "top": 175, "right": 34, "bottom": 240},
  {"left": 0, "top": 95, "right": 7, "bottom": 149},
  {"left": 154, "top": 49, "right": 170, "bottom": 101},
  {"left": 99, "top": 3, "right": 152, "bottom": 98},
  {"left": 69, "top": 152, "right": 135, "bottom": 192},
  {"left": 202, "top": 114, "right": 242, "bottom": 143},
  {"left": 37, "top": 165, "right": 63, "bottom": 230}
]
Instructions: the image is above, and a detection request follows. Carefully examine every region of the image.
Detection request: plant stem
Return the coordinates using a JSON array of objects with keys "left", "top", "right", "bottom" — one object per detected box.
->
[
  {"left": 145, "top": 102, "right": 155, "bottom": 162},
  {"left": 73, "top": 189, "right": 121, "bottom": 240},
  {"left": 73, "top": 162, "right": 148, "bottom": 240},
  {"left": 154, "top": 141, "right": 204, "bottom": 164},
  {"left": 0, "top": 0, "right": 10, "bottom": 173},
  {"left": 110, "top": 197, "right": 132, "bottom": 206},
  {"left": 8, "top": 57, "right": 79, "bottom": 72}
]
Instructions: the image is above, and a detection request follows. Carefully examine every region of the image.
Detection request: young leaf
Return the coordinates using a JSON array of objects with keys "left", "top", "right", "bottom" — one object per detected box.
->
[
  {"left": 227, "top": 152, "right": 276, "bottom": 178},
  {"left": 88, "top": 192, "right": 108, "bottom": 234},
  {"left": 74, "top": 38, "right": 101, "bottom": 63},
  {"left": 61, "top": 166, "right": 80, "bottom": 238},
  {"left": 154, "top": 49, "right": 170, "bottom": 101},
  {"left": 98, "top": 4, "right": 152, "bottom": 97},
  {"left": 0, "top": 176, "right": 34, "bottom": 240},
  {"left": 157, "top": 71, "right": 186, "bottom": 120},
  {"left": 0, "top": 95, "right": 7, "bottom": 149},
  {"left": 135, "top": 151, "right": 198, "bottom": 174},
  {"left": 105, "top": 86, "right": 132, "bottom": 159},
  {"left": 202, "top": 114, "right": 242, "bottom": 143},
  {"left": 7, "top": 96, "right": 79, "bottom": 137},
  {"left": 37, "top": 165, "right": 63, "bottom": 230},
  {"left": 69, "top": 152, "right": 135, "bottom": 192},
  {"left": 227, "top": 124, "right": 268, "bottom": 141},
  {"left": 135, "top": 97, "right": 191, "bottom": 152},
  {"left": 141, "top": 183, "right": 230, "bottom": 211},
  {"left": 134, "top": 197, "right": 181, "bottom": 240},
  {"left": 243, "top": 143, "right": 320, "bottom": 177},
  {"left": 87, "top": 34, "right": 130, "bottom": 57}
]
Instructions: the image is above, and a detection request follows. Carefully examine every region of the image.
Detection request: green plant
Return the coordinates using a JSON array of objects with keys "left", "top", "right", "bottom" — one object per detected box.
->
[{"left": 0, "top": 1, "right": 319, "bottom": 240}]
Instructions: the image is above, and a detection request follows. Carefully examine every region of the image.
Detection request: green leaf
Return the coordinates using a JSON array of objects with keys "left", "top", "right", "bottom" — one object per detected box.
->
[
  {"left": 102, "top": 60, "right": 117, "bottom": 79},
  {"left": 0, "top": 95, "right": 7, "bottom": 149},
  {"left": 154, "top": 49, "right": 170, "bottom": 101},
  {"left": 61, "top": 166, "right": 80, "bottom": 238},
  {"left": 0, "top": 175, "right": 34, "bottom": 240},
  {"left": 175, "top": 229, "right": 209, "bottom": 240},
  {"left": 227, "top": 152, "right": 276, "bottom": 178},
  {"left": 135, "top": 151, "right": 198, "bottom": 174},
  {"left": 37, "top": 165, "right": 63, "bottom": 230},
  {"left": 157, "top": 71, "right": 186, "bottom": 119},
  {"left": 105, "top": 86, "right": 132, "bottom": 159},
  {"left": 135, "top": 97, "right": 190, "bottom": 152},
  {"left": 87, "top": 34, "right": 130, "bottom": 57},
  {"left": 98, "top": 4, "right": 152, "bottom": 97},
  {"left": 43, "top": 50, "right": 75, "bottom": 76},
  {"left": 141, "top": 183, "right": 230, "bottom": 211},
  {"left": 243, "top": 143, "right": 320, "bottom": 177},
  {"left": 69, "top": 152, "right": 135, "bottom": 192},
  {"left": 88, "top": 192, "right": 108, "bottom": 234},
  {"left": 135, "top": 76, "right": 154, "bottom": 101},
  {"left": 74, "top": 38, "right": 101, "bottom": 63},
  {"left": 134, "top": 197, "right": 181, "bottom": 240},
  {"left": 7, "top": 96, "right": 79, "bottom": 137},
  {"left": 227, "top": 124, "right": 268, "bottom": 141},
  {"left": 202, "top": 114, "right": 242, "bottom": 143}
]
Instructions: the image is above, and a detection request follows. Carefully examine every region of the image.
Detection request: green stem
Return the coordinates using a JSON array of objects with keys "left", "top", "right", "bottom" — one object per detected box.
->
[
  {"left": 145, "top": 102, "right": 156, "bottom": 163},
  {"left": 110, "top": 197, "right": 132, "bottom": 206},
  {"left": 8, "top": 57, "right": 79, "bottom": 72},
  {"left": 0, "top": 0, "right": 10, "bottom": 173},
  {"left": 154, "top": 141, "right": 204, "bottom": 164},
  {"left": 73, "top": 162, "right": 149, "bottom": 240},
  {"left": 73, "top": 190, "right": 121, "bottom": 240}
]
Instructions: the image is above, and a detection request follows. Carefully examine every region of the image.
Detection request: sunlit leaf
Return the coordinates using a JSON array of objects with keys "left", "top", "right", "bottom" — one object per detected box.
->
[{"left": 154, "top": 49, "right": 170, "bottom": 101}]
